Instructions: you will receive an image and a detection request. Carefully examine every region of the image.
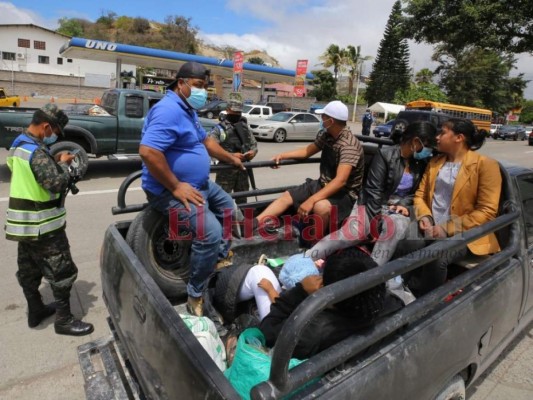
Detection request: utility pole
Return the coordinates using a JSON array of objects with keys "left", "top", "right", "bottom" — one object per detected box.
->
[
  {"left": 11, "top": 59, "right": 14, "bottom": 94},
  {"left": 351, "top": 62, "right": 363, "bottom": 122}
]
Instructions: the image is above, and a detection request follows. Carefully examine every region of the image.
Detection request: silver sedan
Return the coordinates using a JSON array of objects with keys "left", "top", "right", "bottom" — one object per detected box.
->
[{"left": 251, "top": 112, "right": 321, "bottom": 142}]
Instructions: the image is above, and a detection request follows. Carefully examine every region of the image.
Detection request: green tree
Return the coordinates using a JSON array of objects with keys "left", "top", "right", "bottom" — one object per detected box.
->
[
  {"left": 57, "top": 17, "right": 85, "bottom": 37},
  {"left": 434, "top": 46, "right": 528, "bottom": 114},
  {"left": 247, "top": 57, "right": 265, "bottom": 65},
  {"left": 160, "top": 16, "right": 198, "bottom": 53},
  {"left": 519, "top": 100, "right": 533, "bottom": 124},
  {"left": 308, "top": 69, "right": 337, "bottom": 101},
  {"left": 115, "top": 16, "right": 133, "bottom": 31},
  {"left": 342, "top": 45, "right": 372, "bottom": 95},
  {"left": 414, "top": 68, "right": 434, "bottom": 84},
  {"left": 319, "top": 44, "right": 343, "bottom": 81},
  {"left": 394, "top": 82, "right": 448, "bottom": 104},
  {"left": 365, "top": 1, "right": 411, "bottom": 104},
  {"left": 96, "top": 11, "right": 117, "bottom": 28},
  {"left": 131, "top": 17, "right": 150, "bottom": 34},
  {"left": 403, "top": 0, "right": 533, "bottom": 54}
]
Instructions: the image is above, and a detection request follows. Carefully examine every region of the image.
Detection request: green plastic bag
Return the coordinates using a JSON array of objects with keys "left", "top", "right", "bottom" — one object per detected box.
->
[{"left": 224, "top": 328, "right": 305, "bottom": 400}]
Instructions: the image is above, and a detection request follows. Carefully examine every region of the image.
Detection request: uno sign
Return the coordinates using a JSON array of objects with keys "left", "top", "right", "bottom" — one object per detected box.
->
[{"left": 85, "top": 40, "right": 117, "bottom": 51}]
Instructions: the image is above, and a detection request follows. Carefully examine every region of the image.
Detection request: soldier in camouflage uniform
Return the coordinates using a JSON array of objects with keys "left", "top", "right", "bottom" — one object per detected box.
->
[
  {"left": 5, "top": 104, "right": 94, "bottom": 336},
  {"left": 210, "top": 99, "right": 258, "bottom": 204}
]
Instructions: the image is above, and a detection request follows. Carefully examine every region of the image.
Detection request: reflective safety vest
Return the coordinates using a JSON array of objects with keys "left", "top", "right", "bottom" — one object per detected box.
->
[{"left": 5, "top": 133, "right": 66, "bottom": 241}]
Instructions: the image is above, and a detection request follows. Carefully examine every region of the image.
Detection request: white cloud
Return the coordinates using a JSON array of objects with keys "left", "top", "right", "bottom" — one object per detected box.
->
[
  {"left": 0, "top": 2, "right": 39, "bottom": 24},
  {"left": 0, "top": 2, "right": 92, "bottom": 28},
  {"left": 0, "top": 1, "right": 55, "bottom": 28},
  {"left": 202, "top": 0, "right": 437, "bottom": 75},
  {"left": 203, "top": 0, "right": 533, "bottom": 98}
]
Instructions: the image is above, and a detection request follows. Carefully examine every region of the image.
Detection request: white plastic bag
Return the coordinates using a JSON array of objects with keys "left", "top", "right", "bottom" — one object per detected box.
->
[{"left": 180, "top": 314, "right": 227, "bottom": 371}]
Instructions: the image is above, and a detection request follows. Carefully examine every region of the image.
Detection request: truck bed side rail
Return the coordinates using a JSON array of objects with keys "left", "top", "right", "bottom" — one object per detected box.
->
[
  {"left": 252, "top": 207, "right": 521, "bottom": 398},
  {"left": 111, "top": 159, "right": 321, "bottom": 215}
]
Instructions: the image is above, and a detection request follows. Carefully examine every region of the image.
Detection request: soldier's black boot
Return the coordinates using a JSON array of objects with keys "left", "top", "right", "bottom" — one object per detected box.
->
[
  {"left": 54, "top": 299, "right": 94, "bottom": 336},
  {"left": 25, "top": 292, "right": 55, "bottom": 328}
]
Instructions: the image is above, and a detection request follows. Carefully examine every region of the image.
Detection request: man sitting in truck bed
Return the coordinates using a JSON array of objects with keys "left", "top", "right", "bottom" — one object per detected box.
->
[
  {"left": 259, "top": 247, "right": 404, "bottom": 359},
  {"left": 250, "top": 101, "right": 364, "bottom": 240},
  {"left": 139, "top": 62, "right": 244, "bottom": 316}
]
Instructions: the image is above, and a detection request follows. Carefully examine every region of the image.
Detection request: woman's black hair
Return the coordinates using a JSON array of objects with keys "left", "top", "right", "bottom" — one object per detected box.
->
[
  {"left": 398, "top": 121, "right": 437, "bottom": 147},
  {"left": 322, "top": 247, "right": 385, "bottom": 320},
  {"left": 442, "top": 118, "right": 485, "bottom": 150}
]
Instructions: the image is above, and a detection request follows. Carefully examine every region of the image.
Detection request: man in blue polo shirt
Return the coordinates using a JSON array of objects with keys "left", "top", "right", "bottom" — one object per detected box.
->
[{"left": 139, "top": 62, "right": 244, "bottom": 316}]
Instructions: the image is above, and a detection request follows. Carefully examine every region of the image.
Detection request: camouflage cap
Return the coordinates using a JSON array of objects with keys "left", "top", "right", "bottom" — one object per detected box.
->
[
  {"left": 227, "top": 92, "right": 243, "bottom": 112},
  {"left": 228, "top": 98, "right": 244, "bottom": 112},
  {"left": 40, "top": 103, "right": 69, "bottom": 135}
]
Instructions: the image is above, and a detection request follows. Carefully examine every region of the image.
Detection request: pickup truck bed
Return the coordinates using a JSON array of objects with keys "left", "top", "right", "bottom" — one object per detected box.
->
[{"left": 82, "top": 139, "right": 533, "bottom": 399}]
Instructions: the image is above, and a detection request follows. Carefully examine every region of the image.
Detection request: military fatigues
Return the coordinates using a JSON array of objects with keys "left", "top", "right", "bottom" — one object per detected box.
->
[
  {"left": 6, "top": 133, "right": 77, "bottom": 301},
  {"left": 210, "top": 119, "right": 258, "bottom": 204}
]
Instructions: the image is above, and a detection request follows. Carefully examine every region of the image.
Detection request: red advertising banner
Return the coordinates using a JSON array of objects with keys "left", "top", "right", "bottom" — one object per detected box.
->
[
  {"left": 233, "top": 51, "right": 244, "bottom": 92},
  {"left": 233, "top": 51, "right": 244, "bottom": 73},
  {"left": 293, "top": 59, "right": 308, "bottom": 97}
]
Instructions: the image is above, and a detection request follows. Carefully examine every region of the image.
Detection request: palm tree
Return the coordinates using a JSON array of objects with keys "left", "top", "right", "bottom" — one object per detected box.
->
[
  {"left": 319, "top": 44, "right": 343, "bottom": 82},
  {"left": 343, "top": 45, "right": 372, "bottom": 94},
  {"left": 415, "top": 68, "right": 434, "bottom": 84}
]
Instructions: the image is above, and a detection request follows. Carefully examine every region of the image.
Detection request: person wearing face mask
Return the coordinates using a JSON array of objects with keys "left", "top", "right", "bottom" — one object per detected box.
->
[
  {"left": 5, "top": 103, "right": 94, "bottom": 336},
  {"left": 209, "top": 98, "right": 258, "bottom": 204},
  {"left": 306, "top": 121, "right": 437, "bottom": 268},
  {"left": 139, "top": 62, "right": 245, "bottom": 316},
  {"left": 252, "top": 100, "right": 364, "bottom": 240},
  {"left": 401, "top": 118, "right": 501, "bottom": 296}
]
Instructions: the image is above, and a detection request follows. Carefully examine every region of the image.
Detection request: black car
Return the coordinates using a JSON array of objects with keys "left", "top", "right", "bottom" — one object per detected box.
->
[
  {"left": 372, "top": 120, "right": 396, "bottom": 138},
  {"left": 263, "top": 102, "right": 288, "bottom": 114},
  {"left": 496, "top": 125, "right": 527, "bottom": 141},
  {"left": 196, "top": 100, "right": 228, "bottom": 119}
]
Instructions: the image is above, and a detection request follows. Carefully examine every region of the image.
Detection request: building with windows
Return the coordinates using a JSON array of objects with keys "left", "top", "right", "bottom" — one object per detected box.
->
[{"left": 0, "top": 24, "right": 135, "bottom": 98}]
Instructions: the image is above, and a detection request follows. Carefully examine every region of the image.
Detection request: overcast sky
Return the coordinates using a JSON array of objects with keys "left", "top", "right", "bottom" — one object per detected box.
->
[{"left": 1, "top": 0, "right": 532, "bottom": 98}]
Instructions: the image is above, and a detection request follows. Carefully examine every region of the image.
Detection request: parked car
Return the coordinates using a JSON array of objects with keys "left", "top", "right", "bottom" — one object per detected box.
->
[
  {"left": 309, "top": 104, "right": 327, "bottom": 114},
  {"left": 0, "top": 89, "right": 216, "bottom": 175},
  {"left": 0, "top": 87, "right": 20, "bottom": 107},
  {"left": 527, "top": 126, "right": 533, "bottom": 146},
  {"left": 196, "top": 100, "right": 228, "bottom": 119},
  {"left": 373, "top": 120, "right": 396, "bottom": 138},
  {"left": 252, "top": 111, "right": 320, "bottom": 142},
  {"left": 262, "top": 102, "right": 288, "bottom": 113},
  {"left": 495, "top": 125, "right": 527, "bottom": 141},
  {"left": 220, "top": 104, "right": 274, "bottom": 129},
  {"left": 490, "top": 124, "right": 503, "bottom": 138}
]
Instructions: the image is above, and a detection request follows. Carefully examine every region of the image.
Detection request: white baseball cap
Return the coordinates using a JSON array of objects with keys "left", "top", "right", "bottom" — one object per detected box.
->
[{"left": 316, "top": 100, "right": 348, "bottom": 121}]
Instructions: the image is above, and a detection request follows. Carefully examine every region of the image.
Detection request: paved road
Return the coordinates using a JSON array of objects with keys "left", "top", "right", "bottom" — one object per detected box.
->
[{"left": 0, "top": 133, "right": 532, "bottom": 399}]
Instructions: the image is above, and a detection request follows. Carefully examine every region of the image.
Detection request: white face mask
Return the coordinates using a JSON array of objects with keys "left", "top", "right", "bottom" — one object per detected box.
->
[{"left": 320, "top": 118, "right": 333, "bottom": 131}]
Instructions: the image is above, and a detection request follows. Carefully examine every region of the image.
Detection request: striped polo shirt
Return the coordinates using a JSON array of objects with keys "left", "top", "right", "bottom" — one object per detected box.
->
[{"left": 314, "top": 126, "right": 364, "bottom": 201}]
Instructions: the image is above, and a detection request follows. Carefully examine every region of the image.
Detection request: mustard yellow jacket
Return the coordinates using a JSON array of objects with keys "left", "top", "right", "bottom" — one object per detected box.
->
[{"left": 414, "top": 151, "right": 501, "bottom": 255}]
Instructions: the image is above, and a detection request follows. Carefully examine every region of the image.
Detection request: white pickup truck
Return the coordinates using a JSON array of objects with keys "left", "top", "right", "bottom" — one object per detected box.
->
[{"left": 221, "top": 104, "right": 274, "bottom": 129}]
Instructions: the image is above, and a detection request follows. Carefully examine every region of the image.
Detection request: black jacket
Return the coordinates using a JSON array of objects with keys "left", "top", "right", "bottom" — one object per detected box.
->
[
  {"left": 259, "top": 284, "right": 403, "bottom": 359},
  {"left": 361, "top": 146, "right": 428, "bottom": 221}
]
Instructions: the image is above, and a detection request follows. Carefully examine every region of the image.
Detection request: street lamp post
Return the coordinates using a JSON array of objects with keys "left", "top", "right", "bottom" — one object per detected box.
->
[{"left": 351, "top": 62, "right": 363, "bottom": 123}]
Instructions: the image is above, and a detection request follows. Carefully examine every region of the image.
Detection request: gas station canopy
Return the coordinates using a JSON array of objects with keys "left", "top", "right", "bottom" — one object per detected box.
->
[{"left": 60, "top": 37, "right": 314, "bottom": 83}]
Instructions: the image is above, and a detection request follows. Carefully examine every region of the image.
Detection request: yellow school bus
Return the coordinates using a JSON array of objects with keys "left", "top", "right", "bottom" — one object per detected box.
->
[{"left": 405, "top": 100, "right": 492, "bottom": 135}]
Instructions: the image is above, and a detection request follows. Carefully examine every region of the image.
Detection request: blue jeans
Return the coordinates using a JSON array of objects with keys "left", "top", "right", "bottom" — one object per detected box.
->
[{"left": 146, "top": 180, "right": 234, "bottom": 297}]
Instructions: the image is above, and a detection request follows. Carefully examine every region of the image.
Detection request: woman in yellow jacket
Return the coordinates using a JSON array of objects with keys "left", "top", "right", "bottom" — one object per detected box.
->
[{"left": 407, "top": 118, "right": 501, "bottom": 296}]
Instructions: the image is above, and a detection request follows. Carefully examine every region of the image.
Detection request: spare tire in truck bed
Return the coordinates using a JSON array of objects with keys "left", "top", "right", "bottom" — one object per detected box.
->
[{"left": 126, "top": 206, "right": 191, "bottom": 298}]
